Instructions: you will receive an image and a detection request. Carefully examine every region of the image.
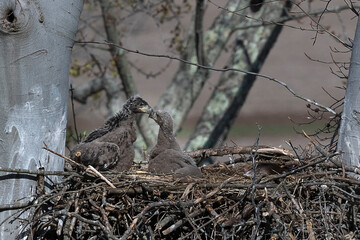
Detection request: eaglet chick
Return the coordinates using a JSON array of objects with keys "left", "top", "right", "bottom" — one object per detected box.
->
[
  {"left": 70, "top": 95, "right": 152, "bottom": 171},
  {"left": 148, "top": 110, "right": 202, "bottom": 178}
]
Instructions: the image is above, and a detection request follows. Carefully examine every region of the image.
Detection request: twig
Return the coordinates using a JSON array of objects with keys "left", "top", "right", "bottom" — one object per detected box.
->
[
  {"left": 282, "top": 184, "right": 304, "bottom": 215},
  {"left": 75, "top": 40, "right": 337, "bottom": 115},
  {"left": 0, "top": 168, "right": 80, "bottom": 177},
  {"left": 181, "top": 183, "right": 195, "bottom": 200},
  {"left": 89, "top": 198, "right": 112, "bottom": 232},
  {"left": 99, "top": 0, "right": 137, "bottom": 98},
  {"left": 122, "top": 178, "right": 232, "bottom": 239},
  {"left": 291, "top": 0, "right": 351, "bottom": 48},
  {"left": 56, "top": 198, "right": 74, "bottom": 236},
  {"left": 250, "top": 125, "right": 262, "bottom": 240},
  {"left": 121, "top": 201, "right": 191, "bottom": 240},
  {"left": 155, "top": 214, "right": 177, "bottom": 231},
  {"left": 188, "top": 145, "right": 294, "bottom": 159},
  {"left": 303, "top": 131, "right": 360, "bottom": 175},
  {"left": 209, "top": 0, "right": 358, "bottom": 33},
  {"left": 182, "top": 176, "right": 265, "bottom": 238},
  {"left": 195, "top": 0, "right": 207, "bottom": 66},
  {"left": 163, "top": 209, "right": 205, "bottom": 236},
  {"left": 262, "top": 153, "right": 339, "bottom": 184},
  {"left": 72, "top": 76, "right": 106, "bottom": 104},
  {"left": 286, "top": 139, "right": 303, "bottom": 163},
  {"left": 193, "top": 177, "right": 232, "bottom": 204},
  {"left": 86, "top": 166, "right": 116, "bottom": 189},
  {"left": 67, "top": 193, "right": 80, "bottom": 238},
  {"left": 0, "top": 201, "right": 33, "bottom": 211},
  {"left": 69, "top": 84, "right": 80, "bottom": 143},
  {"left": 54, "top": 209, "right": 117, "bottom": 240},
  {"left": 205, "top": 204, "right": 220, "bottom": 218},
  {"left": 42, "top": 143, "right": 85, "bottom": 169}
]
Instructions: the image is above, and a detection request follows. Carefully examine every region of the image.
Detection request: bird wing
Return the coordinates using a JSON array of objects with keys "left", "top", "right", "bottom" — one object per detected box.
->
[{"left": 83, "top": 127, "right": 109, "bottom": 143}]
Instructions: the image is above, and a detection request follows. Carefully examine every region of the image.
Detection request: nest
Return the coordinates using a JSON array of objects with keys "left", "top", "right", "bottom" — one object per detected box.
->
[{"left": 14, "top": 146, "right": 360, "bottom": 239}]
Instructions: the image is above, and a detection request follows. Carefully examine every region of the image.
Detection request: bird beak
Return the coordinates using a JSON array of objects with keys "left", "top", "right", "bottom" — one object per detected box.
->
[
  {"left": 149, "top": 110, "right": 157, "bottom": 120},
  {"left": 138, "top": 105, "right": 152, "bottom": 114}
]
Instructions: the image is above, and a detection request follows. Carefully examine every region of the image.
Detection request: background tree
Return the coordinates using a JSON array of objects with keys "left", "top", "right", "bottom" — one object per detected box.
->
[
  {"left": 337, "top": 9, "right": 360, "bottom": 173},
  {"left": 0, "top": 0, "right": 83, "bottom": 237},
  {"left": 70, "top": 0, "right": 353, "bottom": 162},
  {"left": 0, "top": 0, "right": 358, "bottom": 237},
  {"left": 71, "top": 0, "right": 293, "bottom": 151}
]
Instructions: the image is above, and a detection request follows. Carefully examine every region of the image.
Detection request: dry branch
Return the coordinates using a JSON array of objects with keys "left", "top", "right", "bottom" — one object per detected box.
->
[
  {"left": 1, "top": 145, "right": 360, "bottom": 239},
  {"left": 86, "top": 165, "right": 116, "bottom": 188},
  {"left": 187, "top": 145, "right": 295, "bottom": 159},
  {"left": 79, "top": 40, "right": 337, "bottom": 115}
]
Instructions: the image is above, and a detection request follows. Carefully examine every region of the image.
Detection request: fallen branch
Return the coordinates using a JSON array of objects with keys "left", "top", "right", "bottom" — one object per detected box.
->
[
  {"left": 54, "top": 209, "right": 117, "bottom": 240},
  {"left": 303, "top": 131, "right": 360, "bottom": 175},
  {"left": 3, "top": 144, "right": 357, "bottom": 239},
  {"left": 86, "top": 166, "right": 116, "bottom": 188},
  {"left": 0, "top": 168, "right": 80, "bottom": 177},
  {"left": 0, "top": 201, "right": 33, "bottom": 211},
  {"left": 187, "top": 145, "right": 295, "bottom": 159},
  {"left": 162, "top": 208, "right": 206, "bottom": 235},
  {"left": 43, "top": 142, "right": 85, "bottom": 169}
]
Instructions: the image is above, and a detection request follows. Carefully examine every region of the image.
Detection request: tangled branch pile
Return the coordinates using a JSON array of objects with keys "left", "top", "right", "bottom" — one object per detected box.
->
[{"left": 14, "top": 146, "right": 360, "bottom": 239}]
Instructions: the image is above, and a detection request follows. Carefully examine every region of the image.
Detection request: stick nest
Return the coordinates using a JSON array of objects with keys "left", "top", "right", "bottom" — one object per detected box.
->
[{"left": 28, "top": 148, "right": 360, "bottom": 239}]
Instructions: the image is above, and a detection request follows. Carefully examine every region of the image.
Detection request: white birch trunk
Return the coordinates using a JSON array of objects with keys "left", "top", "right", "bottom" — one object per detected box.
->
[
  {"left": 337, "top": 15, "right": 360, "bottom": 168},
  {"left": 0, "top": 0, "right": 83, "bottom": 237}
]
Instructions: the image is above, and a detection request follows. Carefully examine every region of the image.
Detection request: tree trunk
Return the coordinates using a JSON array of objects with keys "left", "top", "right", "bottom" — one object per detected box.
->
[
  {"left": 186, "top": 0, "right": 292, "bottom": 151},
  {"left": 337, "top": 15, "right": 360, "bottom": 169},
  {"left": 140, "top": 0, "right": 243, "bottom": 148},
  {"left": 0, "top": 0, "right": 83, "bottom": 237}
]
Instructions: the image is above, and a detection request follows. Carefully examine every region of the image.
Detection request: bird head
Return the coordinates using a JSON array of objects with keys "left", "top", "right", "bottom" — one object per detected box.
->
[
  {"left": 127, "top": 95, "right": 153, "bottom": 114},
  {"left": 148, "top": 109, "right": 157, "bottom": 120},
  {"left": 149, "top": 110, "right": 174, "bottom": 132}
]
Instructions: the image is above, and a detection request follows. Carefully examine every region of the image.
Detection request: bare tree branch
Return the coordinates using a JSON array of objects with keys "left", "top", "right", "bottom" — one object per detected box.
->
[
  {"left": 0, "top": 168, "right": 80, "bottom": 177},
  {"left": 87, "top": 1, "right": 154, "bottom": 150},
  {"left": 143, "top": 0, "right": 243, "bottom": 147},
  {"left": 99, "top": 0, "right": 137, "bottom": 98},
  {"left": 187, "top": 145, "right": 294, "bottom": 159},
  {"left": 291, "top": 0, "right": 352, "bottom": 49},
  {"left": 74, "top": 0, "right": 343, "bottom": 155},
  {"left": 212, "top": 0, "right": 358, "bottom": 35},
  {"left": 186, "top": 0, "right": 292, "bottom": 151},
  {"left": 195, "top": 0, "right": 207, "bottom": 66},
  {"left": 76, "top": 38, "right": 336, "bottom": 117},
  {"left": 72, "top": 76, "right": 105, "bottom": 104}
]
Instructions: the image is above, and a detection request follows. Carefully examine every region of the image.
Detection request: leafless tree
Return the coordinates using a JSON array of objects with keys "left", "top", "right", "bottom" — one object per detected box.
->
[
  {"left": 71, "top": 0, "right": 355, "bottom": 162},
  {"left": 0, "top": 0, "right": 358, "bottom": 236},
  {"left": 0, "top": 0, "right": 83, "bottom": 237},
  {"left": 337, "top": 8, "right": 360, "bottom": 172}
]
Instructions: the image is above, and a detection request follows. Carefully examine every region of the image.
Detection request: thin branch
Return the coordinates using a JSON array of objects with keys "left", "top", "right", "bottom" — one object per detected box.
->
[
  {"left": 0, "top": 168, "right": 80, "bottom": 177},
  {"left": 76, "top": 40, "right": 337, "bottom": 115},
  {"left": 195, "top": 0, "right": 207, "bottom": 66},
  {"left": 72, "top": 76, "right": 105, "bottom": 104},
  {"left": 262, "top": 153, "right": 339, "bottom": 184},
  {"left": 42, "top": 142, "right": 85, "bottom": 169},
  {"left": 250, "top": 126, "right": 262, "bottom": 240},
  {"left": 187, "top": 145, "right": 294, "bottom": 159},
  {"left": 163, "top": 209, "right": 205, "bottom": 236},
  {"left": 291, "top": 0, "right": 352, "bottom": 49},
  {"left": 70, "top": 84, "right": 80, "bottom": 143},
  {"left": 128, "top": 59, "right": 172, "bottom": 79},
  {"left": 210, "top": 0, "right": 358, "bottom": 38},
  {"left": 54, "top": 210, "right": 117, "bottom": 240},
  {"left": 99, "top": 0, "right": 137, "bottom": 98},
  {"left": 0, "top": 201, "right": 33, "bottom": 211},
  {"left": 86, "top": 166, "right": 116, "bottom": 189}
]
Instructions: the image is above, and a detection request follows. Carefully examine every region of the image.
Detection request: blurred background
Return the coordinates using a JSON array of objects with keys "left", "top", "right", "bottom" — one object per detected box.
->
[{"left": 68, "top": 0, "right": 355, "bottom": 153}]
